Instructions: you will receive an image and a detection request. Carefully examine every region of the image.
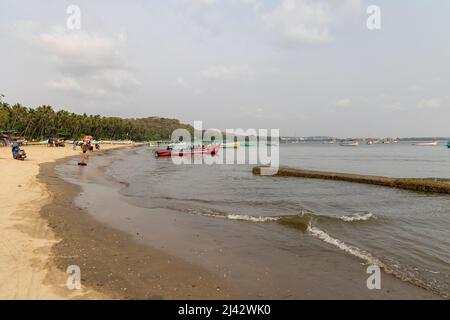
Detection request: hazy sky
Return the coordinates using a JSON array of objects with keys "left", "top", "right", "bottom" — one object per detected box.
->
[{"left": 1, "top": 0, "right": 449, "bottom": 137}]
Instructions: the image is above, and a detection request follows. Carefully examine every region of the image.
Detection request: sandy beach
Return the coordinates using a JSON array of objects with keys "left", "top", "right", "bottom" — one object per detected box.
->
[
  {"left": 0, "top": 145, "right": 112, "bottom": 299},
  {"left": 0, "top": 144, "right": 231, "bottom": 299}
]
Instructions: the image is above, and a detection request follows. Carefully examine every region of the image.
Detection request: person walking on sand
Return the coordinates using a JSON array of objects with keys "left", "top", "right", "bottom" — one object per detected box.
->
[{"left": 72, "top": 140, "right": 78, "bottom": 151}]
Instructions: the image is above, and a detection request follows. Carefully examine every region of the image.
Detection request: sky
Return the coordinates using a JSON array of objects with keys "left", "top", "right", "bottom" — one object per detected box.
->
[{"left": 0, "top": 0, "right": 449, "bottom": 137}]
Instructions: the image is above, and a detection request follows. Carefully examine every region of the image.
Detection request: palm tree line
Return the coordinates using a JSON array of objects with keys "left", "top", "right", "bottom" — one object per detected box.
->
[{"left": 0, "top": 100, "right": 193, "bottom": 141}]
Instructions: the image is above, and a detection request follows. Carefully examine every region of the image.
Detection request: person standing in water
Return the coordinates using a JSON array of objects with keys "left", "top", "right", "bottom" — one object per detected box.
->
[{"left": 78, "top": 142, "right": 90, "bottom": 166}]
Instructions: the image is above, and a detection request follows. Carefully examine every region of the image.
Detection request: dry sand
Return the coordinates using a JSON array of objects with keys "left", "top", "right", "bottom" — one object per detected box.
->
[{"left": 0, "top": 144, "right": 127, "bottom": 299}]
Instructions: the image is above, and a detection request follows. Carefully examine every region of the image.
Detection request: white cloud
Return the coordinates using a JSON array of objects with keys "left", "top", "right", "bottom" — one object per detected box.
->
[
  {"left": 407, "top": 85, "right": 421, "bottom": 93},
  {"left": 334, "top": 98, "right": 352, "bottom": 107},
  {"left": 175, "top": 76, "right": 189, "bottom": 88},
  {"left": 338, "top": 0, "right": 363, "bottom": 15},
  {"left": 15, "top": 22, "right": 140, "bottom": 99},
  {"left": 244, "top": 107, "right": 286, "bottom": 120},
  {"left": 418, "top": 98, "right": 442, "bottom": 109},
  {"left": 174, "top": 76, "right": 203, "bottom": 95},
  {"left": 200, "top": 64, "right": 251, "bottom": 79},
  {"left": 262, "top": 0, "right": 331, "bottom": 44},
  {"left": 37, "top": 31, "right": 128, "bottom": 74},
  {"left": 198, "top": 0, "right": 219, "bottom": 5},
  {"left": 262, "top": 0, "right": 364, "bottom": 44},
  {"left": 382, "top": 102, "right": 405, "bottom": 112},
  {"left": 47, "top": 77, "right": 81, "bottom": 92}
]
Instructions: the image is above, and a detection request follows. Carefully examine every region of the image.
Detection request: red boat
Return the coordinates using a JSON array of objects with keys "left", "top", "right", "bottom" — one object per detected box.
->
[{"left": 156, "top": 144, "right": 221, "bottom": 157}]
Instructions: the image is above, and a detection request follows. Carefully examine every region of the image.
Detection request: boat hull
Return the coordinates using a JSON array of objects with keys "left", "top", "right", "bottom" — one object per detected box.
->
[
  {"left": 340, "top": 142, "right": 359, "bottom": 147},
  {"left": 413, "top": 141, "right": 438, "bottom": 146},
  {"left": 155, "top": 145, "right": 220, "bottom": 157}
]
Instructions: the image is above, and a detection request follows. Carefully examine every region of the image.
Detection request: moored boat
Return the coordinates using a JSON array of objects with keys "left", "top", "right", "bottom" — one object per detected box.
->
[
  {"left": 155, "top": 144, "right": 221, "bottom": 157},
  {"left": 413, "top": 141, "right": 438, "bottom": 146},
  {"left": 340, "top": 140, "right": 359, "bottom": 147}
]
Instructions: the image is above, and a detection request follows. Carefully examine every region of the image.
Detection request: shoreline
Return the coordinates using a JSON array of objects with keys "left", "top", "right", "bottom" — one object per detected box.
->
[{"left": 37, "top": 150, "right": 233, "bottom": 300}]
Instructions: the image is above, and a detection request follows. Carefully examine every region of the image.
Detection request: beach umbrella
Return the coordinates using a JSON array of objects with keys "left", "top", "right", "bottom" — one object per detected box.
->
[{"left": 83, "top": 135, "right": 93, "bottom": 141}]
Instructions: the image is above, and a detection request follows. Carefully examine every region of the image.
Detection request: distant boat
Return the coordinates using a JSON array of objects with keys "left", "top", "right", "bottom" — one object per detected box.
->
[
  {"left": 382, "top": 138, "right": 398, "bottom": 144},
  {"left": 413, "top": 141, "right": 438, "bottom": 146},
  {"left": 448, "top": 141, "right": 450, "bottom": 148},
  {"left": 340, "top": 140, "right": 359, "bottom": 147}
]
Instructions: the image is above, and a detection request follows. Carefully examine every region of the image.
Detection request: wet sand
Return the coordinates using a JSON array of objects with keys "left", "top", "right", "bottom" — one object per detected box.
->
[{"left": 38, "top": 153, "right": 233, "bottom": 300}]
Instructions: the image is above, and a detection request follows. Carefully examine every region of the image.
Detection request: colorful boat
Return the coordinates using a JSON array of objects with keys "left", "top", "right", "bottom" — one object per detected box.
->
[{"left": 155, "top": 144, "right": 221, "bottom": 157}]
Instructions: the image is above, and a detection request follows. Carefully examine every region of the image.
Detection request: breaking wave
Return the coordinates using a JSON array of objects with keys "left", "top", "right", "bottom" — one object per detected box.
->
[
  {"left": 306, "top": 225, "right": 384, "bottom": 266},
  {"left": 185, "top": 208, "right": 280, "bottom": 222},
  {"left": 182, "top": 207, "right": 448, "bottom": 298},
  {"left": 306, "top": 224, "right": 449, "bottom": 299},
  {"left": 339, "top": 212, "right": 375, "bottom": 222},
  {"left": 185, "top": 208, "right": 376, "bottom": 225}
]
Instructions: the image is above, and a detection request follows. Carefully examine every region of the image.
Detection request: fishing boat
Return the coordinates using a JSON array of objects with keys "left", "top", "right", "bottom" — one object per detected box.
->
[
  {"left": 413, "top": 141, "right": 438, "bottom": 146},
  {"left": 155, "top": 144, "right": 221, "bottom": 157},
  {"left": 340, "top": 140, "right": 359, "bottom": 147},
  {"left": 447, "top": 140, "right": 450, "bottom": 148}
]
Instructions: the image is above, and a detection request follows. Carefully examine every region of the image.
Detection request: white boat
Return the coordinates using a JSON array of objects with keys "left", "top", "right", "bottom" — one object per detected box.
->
[
  {"left": 413, "top": 141, "right": 438, "bottom": 146},
  {"left": 340, "top": 140, "right": 359, "bottom": 147}
]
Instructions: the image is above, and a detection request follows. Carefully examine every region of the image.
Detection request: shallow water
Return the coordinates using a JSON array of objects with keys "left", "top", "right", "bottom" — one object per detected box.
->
[{"left": 57, "top": 143, "right": 450, "bottom": 298}]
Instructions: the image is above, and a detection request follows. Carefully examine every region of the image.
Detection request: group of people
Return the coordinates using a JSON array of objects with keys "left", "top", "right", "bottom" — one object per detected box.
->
[
  {"left": 2, "top": 135, "right": 100, "bottom": 163},
  {"left": 47, "top": 137, "right": 65, "bottom": 147}
]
